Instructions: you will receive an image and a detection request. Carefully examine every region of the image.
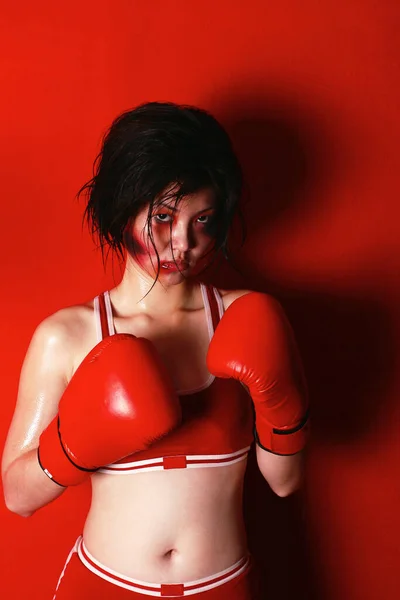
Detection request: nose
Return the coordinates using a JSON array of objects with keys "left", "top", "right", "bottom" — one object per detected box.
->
[{"left": 171, "top": 220, "right": 194, "bottom": 254}]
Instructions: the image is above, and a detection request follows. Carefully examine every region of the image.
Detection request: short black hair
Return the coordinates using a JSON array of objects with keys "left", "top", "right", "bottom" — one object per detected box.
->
[{"left": 78, "top": 101, "right": 243, "bottom": 266}]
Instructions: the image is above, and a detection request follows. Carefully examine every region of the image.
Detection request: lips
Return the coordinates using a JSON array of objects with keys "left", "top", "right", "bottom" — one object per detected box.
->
[{"left": 160, "top": 261, "right": 190, "bottom": 272}]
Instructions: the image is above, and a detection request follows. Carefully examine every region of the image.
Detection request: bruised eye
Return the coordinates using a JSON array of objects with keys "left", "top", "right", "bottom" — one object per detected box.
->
[
  {"left": 153, "top": 213, "right": 173, "bottom": 224},
  {"left": 197, "top": 214, "right": 217, "bottom": 236}
]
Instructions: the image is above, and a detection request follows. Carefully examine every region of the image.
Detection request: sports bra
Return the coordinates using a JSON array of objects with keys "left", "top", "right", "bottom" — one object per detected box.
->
[{"left": 94, "top": 284, "right": 254, "bottom": 474}]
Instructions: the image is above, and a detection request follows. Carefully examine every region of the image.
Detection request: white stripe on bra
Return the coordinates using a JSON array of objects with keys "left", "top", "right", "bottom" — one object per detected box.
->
[{"left": 97, "top": 446, "right": 251, "bottom": 474}]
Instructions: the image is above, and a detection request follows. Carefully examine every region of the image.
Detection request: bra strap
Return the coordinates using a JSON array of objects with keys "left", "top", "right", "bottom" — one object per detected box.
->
[
  {"left": 98, "top": 293, "right": 110, "bottom": 339},
  {"left": 204, "top": 284, "right": 223, "bottom": 331},
  {"left": 96, "top": 287, "right": 222, "bottom": 342}
]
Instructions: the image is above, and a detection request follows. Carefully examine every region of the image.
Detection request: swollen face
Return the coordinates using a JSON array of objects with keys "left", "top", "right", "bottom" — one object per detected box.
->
[{"left": 126, "top": 188, "right": 218, "bottom": 283}]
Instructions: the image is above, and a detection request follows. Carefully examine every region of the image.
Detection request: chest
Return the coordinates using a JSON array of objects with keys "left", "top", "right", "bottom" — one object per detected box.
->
[
  {"left": 113, "top": 309, "right": 212, "bottom": 393},
  {"left": 72, "top": 306, "right": 212, "bottom": 393}
]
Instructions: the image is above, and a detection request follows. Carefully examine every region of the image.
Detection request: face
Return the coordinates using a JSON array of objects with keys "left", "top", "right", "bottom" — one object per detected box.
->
[{"left": 126, "top": 186, "right": 218, "bottom": 283}]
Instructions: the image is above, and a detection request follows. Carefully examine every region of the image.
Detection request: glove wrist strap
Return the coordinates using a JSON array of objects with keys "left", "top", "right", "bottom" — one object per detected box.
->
[
  {"left": 255, "top": 409, "right": 310, "bottom": 455},
  {"left": 38, "top": 417, "right": 94, "bottom": 487}
]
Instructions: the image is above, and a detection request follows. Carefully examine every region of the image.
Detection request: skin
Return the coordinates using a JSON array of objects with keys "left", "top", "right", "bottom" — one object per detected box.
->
[{"left": 2, "top": 186, "right": 303, "bottom": 583}]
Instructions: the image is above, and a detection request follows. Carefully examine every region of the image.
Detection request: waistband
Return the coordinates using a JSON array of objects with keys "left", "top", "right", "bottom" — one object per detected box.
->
[
  {"left": 76, "top": 536, "right": 250, "bottom": 597},
  {"left": 98, "top": 447, "right": 251, "bottom": 475}
]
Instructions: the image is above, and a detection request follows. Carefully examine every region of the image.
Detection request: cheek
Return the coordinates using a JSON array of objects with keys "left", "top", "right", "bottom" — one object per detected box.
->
[
  {"left": 128, "top": 228, "right": 149, "bottom": 256},
  {"left": 195, "top": 227, "right": 216, "bottom": 252},
  {"left": 200, "top": 237, "right": 216, "bottom": 256},
  {"left": 125, "top": 224, "right": 169, "bottom": 264},
  {"left": 193, "top": 232, "right": 217, "bottom": 271}
]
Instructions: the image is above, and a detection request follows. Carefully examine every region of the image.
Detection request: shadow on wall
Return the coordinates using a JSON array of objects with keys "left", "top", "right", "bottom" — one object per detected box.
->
[
  {"left": 203, "top": 93, "right": 396, "bottom": 599},
  {"left": 217, "top": 91, "right": 340, "bottom": 249},
  {"left": 242, "top": 292, "right": 394, "bottom": 600}
]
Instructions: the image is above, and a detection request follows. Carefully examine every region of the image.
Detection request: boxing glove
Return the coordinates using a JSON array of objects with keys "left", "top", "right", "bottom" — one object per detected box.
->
[
  {"left": 207, "top": 293, "right": 309, "bottom": 455},
  {"left": 38, "top": 334, "right": 181, "bottom": 486}
]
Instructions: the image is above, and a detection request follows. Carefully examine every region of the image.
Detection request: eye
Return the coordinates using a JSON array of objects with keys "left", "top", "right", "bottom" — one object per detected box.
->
[
  {"left": 153, "top": 213, "right": 173, "bottom": 224},
  {"left": 197, "top": 215, "right": 210, "bottom": 224}
]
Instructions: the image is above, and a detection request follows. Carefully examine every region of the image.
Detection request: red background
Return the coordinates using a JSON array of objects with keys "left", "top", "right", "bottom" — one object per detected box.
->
[{"left": 1, "top": 2, "right": 399, "bottom": 598}]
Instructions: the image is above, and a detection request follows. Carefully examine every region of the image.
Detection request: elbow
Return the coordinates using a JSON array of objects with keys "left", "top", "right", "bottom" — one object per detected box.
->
[
  {"left": 271, "top": 474, "right": 303, "bottom": 498},
  {"left": 9, "top": 507, "right": 35, "bottom": 518},
  {"left": 272, "top": 483, "right": 298, "bottom": 498},
  {"left": 4, "top": 496, "right": 35, "bottom": 518},
  {"left": 2, "top": 473, "right": 36, "bottom": 518}
]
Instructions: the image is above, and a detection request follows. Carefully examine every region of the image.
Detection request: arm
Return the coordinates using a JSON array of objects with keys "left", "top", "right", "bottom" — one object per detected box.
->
[
  {"left": 255, "top": 446, "right": 304, "bottom": 497},
  {"left": 3, "top": 312, "right": 181, "bottom": 509},
  {"left": 1, "top": 314, "right": 72, "bottom": 517},
  {"left": 213, "top": 289, "right": 309, "bottom": 497}
]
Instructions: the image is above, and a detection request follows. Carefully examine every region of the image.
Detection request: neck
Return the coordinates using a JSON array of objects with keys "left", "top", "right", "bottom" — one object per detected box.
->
[{"left": 110, "top": 257, "right": 201, "bottom": 317}]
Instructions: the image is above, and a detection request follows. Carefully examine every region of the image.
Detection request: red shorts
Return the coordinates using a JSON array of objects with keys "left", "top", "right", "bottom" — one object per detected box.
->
[{"left": 53, "top": 537, "right": 260, "bottom": 599}]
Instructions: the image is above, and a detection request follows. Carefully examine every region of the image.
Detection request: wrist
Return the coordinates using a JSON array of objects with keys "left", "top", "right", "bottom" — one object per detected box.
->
[
  {"left": 38, "top": 416, "right": 92, "bottom": 487},
  {"left": 254, "top": 409, "right": 310, "bottom": 455}
]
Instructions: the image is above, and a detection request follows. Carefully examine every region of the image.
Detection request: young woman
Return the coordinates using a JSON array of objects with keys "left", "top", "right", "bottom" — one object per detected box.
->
[{"left": 2, "top": 102, "right": 309, "bottom": 599}]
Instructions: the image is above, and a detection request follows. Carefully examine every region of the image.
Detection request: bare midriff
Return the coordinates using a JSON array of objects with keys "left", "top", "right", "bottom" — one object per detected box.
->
[{"left": 83, "top": 459, "right": 248, "bottom": 582}]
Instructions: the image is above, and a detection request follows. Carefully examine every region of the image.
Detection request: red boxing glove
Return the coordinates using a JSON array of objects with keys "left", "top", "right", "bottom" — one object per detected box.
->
[
  {"left": 207, "top": 293, "right": 309, "bottom": 455},
  {"left": 38, "top": 334, "right": 181, "bottom": 486}
]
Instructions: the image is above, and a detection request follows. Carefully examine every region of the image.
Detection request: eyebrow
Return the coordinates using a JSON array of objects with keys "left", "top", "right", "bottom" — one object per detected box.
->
[{"left": 156, "top": 204, "right": 215, "bottom": 216}]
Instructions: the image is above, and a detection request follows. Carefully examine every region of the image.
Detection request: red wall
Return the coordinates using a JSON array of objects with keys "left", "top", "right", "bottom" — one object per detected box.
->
[{"left": 1, "top": 2, "right": 399, "bottom": 598}]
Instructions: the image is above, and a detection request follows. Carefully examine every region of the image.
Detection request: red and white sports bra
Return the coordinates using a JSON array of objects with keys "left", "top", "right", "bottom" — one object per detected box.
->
[{"left": 93, "top": 283, "right": 254, "bottom": 474}]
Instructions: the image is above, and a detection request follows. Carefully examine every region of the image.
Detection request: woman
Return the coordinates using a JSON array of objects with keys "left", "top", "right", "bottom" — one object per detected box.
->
[{"left": 2, "top": 102, "right": 308, "bottom": 599}]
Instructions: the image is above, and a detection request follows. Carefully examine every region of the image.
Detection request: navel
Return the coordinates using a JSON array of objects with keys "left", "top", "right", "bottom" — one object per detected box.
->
[{"left": 162, "top": 548, "right": 177, "bottom": 560}]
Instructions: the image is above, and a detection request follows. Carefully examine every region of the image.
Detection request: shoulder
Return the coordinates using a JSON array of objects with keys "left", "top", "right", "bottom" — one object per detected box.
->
[
  {"left": 33, "top": 301, "right": 94, "bottom": 347},
  {"left": 27, "top": 300, "right": 96, "bottom": 378},
  {"left": 217, "top": 289, "right": 252, "bottom": 311},
  {"left": 217, "top": 288, "right": 281, "bottom": 313}
]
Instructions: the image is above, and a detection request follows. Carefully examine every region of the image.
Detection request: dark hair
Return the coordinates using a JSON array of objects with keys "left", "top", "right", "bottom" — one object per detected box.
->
[{"left": 78, "top": 101, "right": 243, "bottom": 268}]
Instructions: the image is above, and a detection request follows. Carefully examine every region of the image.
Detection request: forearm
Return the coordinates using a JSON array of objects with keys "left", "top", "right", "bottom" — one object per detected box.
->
[
  {"left": 256, "top": 446, "right": 304, "bottom": 497},
  {"left": 2, "top": 448, "right": 66, "bottom": 517}
]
